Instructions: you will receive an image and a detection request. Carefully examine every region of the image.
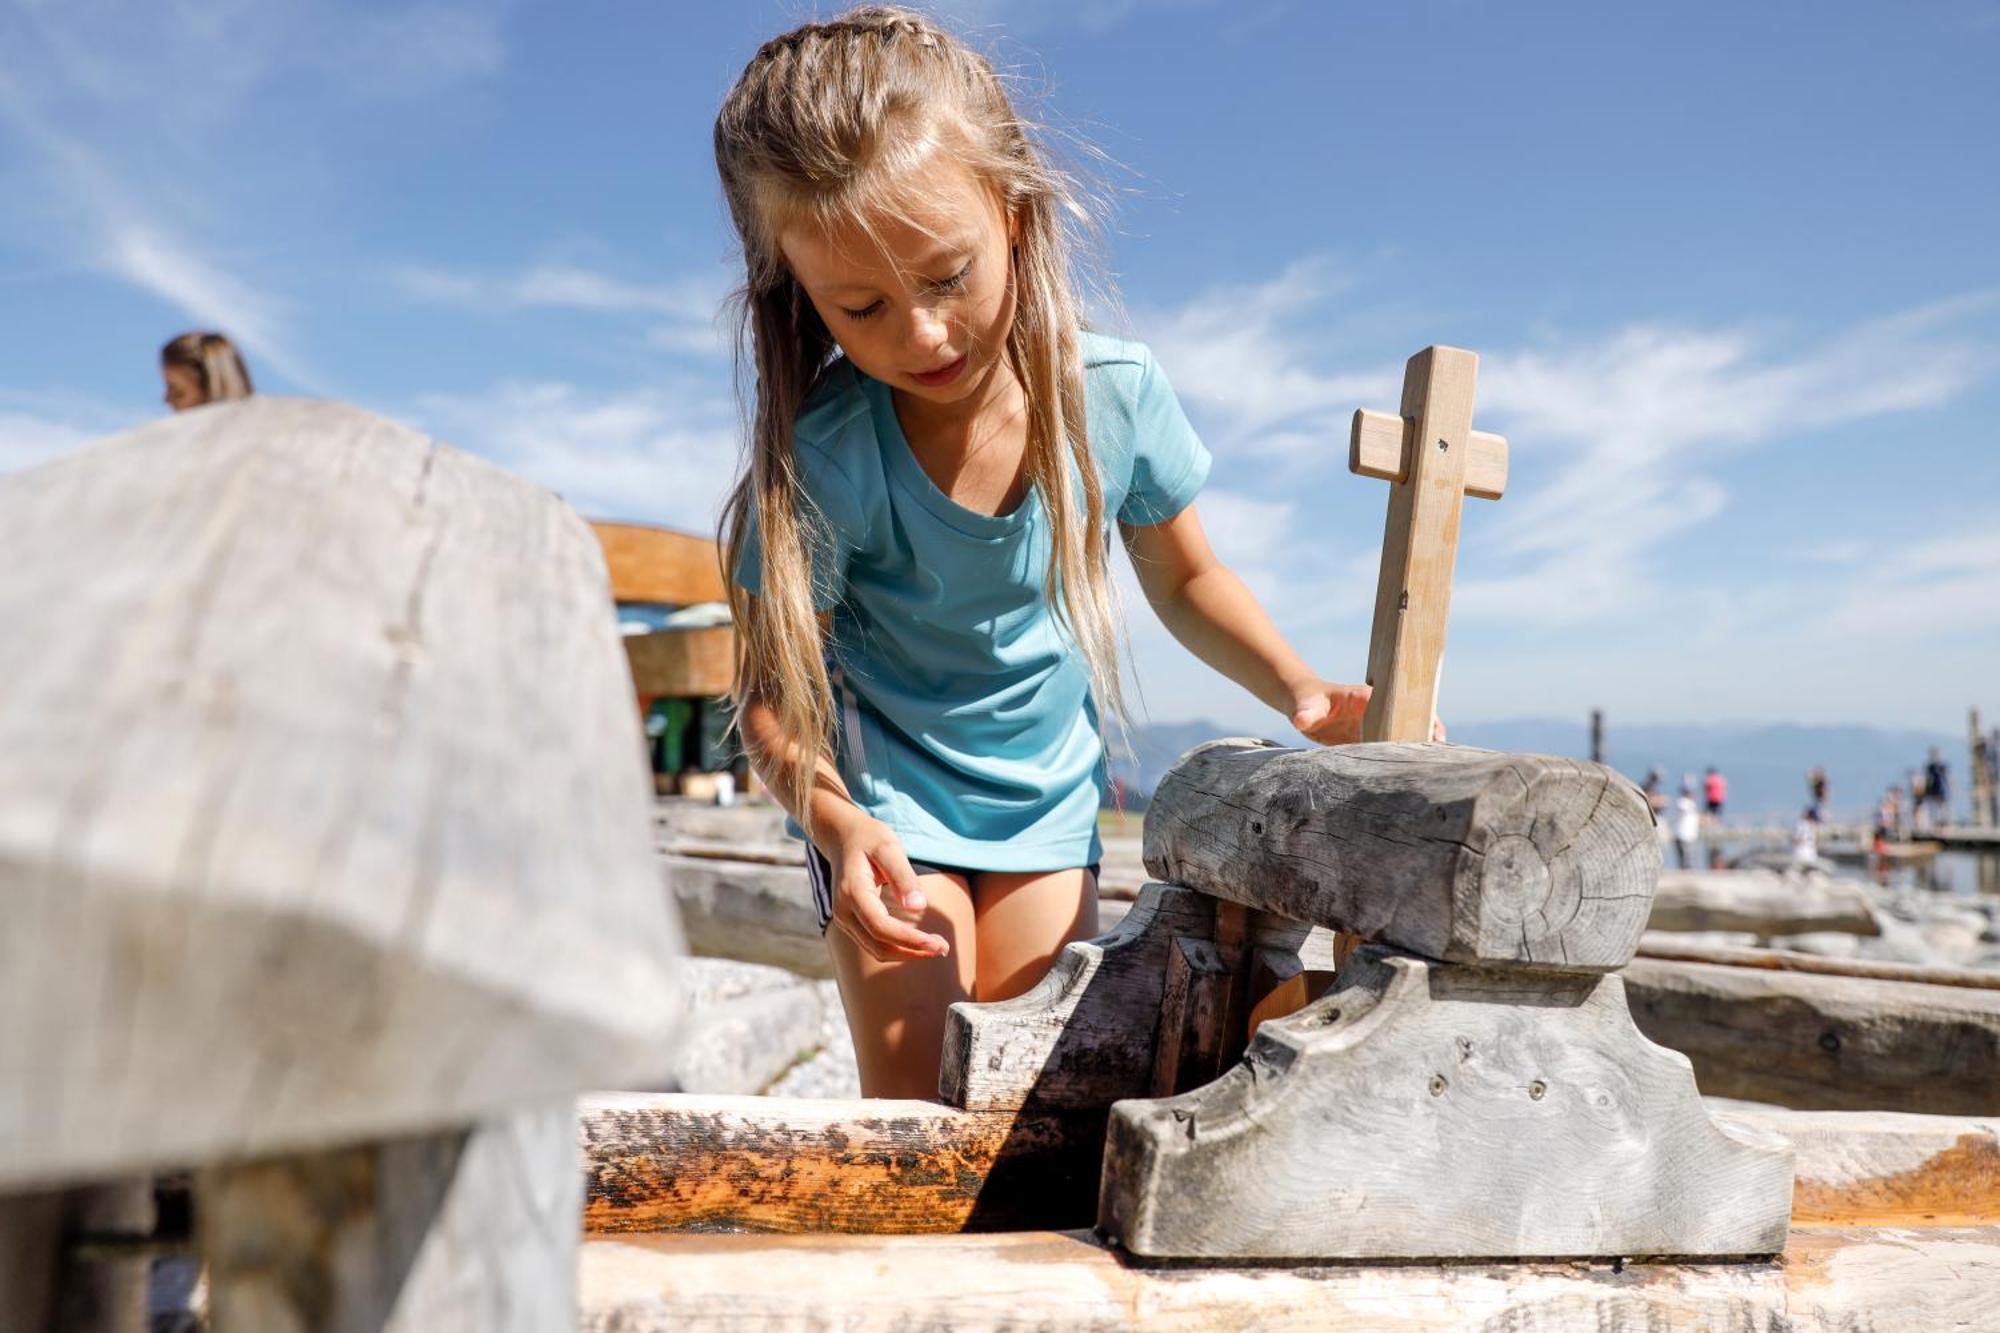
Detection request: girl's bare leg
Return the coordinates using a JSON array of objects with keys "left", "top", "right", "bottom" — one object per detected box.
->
[
  {"left": 971, "top": 868, "right": 1099, "bottom": 1003},
  {"left": 827, "top": 871, "right": 977, "bottom": 1100}
]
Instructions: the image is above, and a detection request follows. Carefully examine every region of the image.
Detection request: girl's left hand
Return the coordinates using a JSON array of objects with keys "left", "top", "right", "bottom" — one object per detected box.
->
[{"left": 1289, "top": 679, "right": 1447, "bottom": 745}]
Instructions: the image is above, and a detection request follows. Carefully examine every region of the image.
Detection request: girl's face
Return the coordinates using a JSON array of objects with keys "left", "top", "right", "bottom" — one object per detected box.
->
[
  {"left": 162, "top": 363, "right": 205, "bottom": 412},
  {"left": 779, "top": 159, "right": 1016, "bottom": 411}
]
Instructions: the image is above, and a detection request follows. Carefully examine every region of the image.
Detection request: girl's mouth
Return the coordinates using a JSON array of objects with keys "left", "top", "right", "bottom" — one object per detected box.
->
[{"left": 910, "top": 354, "right": 968, "bottom": 388}]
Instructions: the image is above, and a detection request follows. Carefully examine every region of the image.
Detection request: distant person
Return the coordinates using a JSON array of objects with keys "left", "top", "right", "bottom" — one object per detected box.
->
[
  {"left": 1807, "top": 766, "right": 1828, "bottom": 818},
  {"left": 1641, "top": 767, "right": 1667, "bottom": 817},
  {"left": 1672, "top": 782, "right": 1701, "bottom": 870},
  {"left": 1791, "top": 805, "right": 1820, "bottom": 867},
  {"left": 1924, "top": 748, "right": 1950, "bottom": 827},
  {"left": 160, "top": 331, "right": 254, "bottom": 412},
  {"left": 1703, "top": 766, "right": 1727, "bottom": 824}
]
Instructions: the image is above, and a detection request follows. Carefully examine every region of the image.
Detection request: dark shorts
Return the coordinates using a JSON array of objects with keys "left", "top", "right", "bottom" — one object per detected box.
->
[{"left": 805, "top": 844, "right": 1101, "bottom": 934}]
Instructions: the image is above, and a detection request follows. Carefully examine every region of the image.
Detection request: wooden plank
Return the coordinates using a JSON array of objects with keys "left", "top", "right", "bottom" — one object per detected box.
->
[
  {"left": 1624, "top": 956, "right": 2000, "bottom": 1113},
  {"left": 1148, "top": 937, "right": 1232, "bottom": 1097},
  {"left": 1349, "top": 408, "right": 1509, "bottom": 501},
  {"left": 1713, "top": 1104, "right": 2000, "bottom": 1227},
  {"left": 623, "top": 624, "right": 735, "bottom": 699},
  {"left": 1359, "top": 345, "right": 1480, "bottom": 743},
  {"left": 0, "top": 399, "right": 682, "bottom": 1189},
  {"left": 663, "top": 853, "right": 832, "bottom": 979},
  {"left": 1144, "top": 739, "right": 1659, "bottom": 972},
  {"left": 578, "top": 1094, "right": 1104, "bottom": 1235},
  {"left": 576, "top": 1226, "right": 2000, "bottom": 1332},
  {"left": 1647, "top": 871, "right": 1880, "bottom": 938},
  {"left": 1640, "top": 933, "right": 2000, "bottom": 991},
  {"left": 1100, "top": 947, "right": 1793, "bottom": 1260},
  {"left": 589, "top": 520, "right": 726, "bottom": 605},
  {"left": 201, "top": 1100, "right": 579, "bottom": 1332}
]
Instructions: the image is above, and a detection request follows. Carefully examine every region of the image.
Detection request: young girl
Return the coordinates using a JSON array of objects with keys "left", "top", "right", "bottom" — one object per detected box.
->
[
  {"left": 160, "top": 331, "right": 255, "bottom": 412},
  {"left": 716, "top": 7, "right": 1374, "bottom": 1099}
]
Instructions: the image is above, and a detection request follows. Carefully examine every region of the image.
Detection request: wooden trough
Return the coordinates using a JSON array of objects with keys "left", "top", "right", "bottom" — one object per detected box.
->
[
  {"left": 0, "top": 398, "right": 685, "bottom": 1329},
  {"left": 578, "top": 348, "right": 2000, "bottom": 1328}
]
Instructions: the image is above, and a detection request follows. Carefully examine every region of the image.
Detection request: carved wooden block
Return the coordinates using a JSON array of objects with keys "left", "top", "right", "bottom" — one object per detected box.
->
[{"left": 1100, "top": 947, "right": 1795, "bottom": 1260}]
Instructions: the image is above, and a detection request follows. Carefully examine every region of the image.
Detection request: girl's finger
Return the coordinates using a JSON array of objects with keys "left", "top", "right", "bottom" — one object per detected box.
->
[
  {"left": 868, "top": 841, "right": 928, "bottom": 915},
  {"left": 830, "top": 908, "right": 940, "bottom": 963},
  {"left": 854, "top": 888, "right": 950, "bottom": 957}
]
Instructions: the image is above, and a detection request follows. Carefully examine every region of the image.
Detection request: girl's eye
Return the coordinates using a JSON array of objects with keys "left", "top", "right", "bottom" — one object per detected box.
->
[
  {"left": 841, "top": 301, "right": 884, "bottom": 321},
  {"left": 932, "top": 260, "right": 972, "bottom": 293}
]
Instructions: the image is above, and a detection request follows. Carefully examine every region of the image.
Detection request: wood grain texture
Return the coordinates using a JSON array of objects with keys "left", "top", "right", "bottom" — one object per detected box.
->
[
  {"left": 1624, "top": 956, "right": 2000, "bottom": 1114},
  {"left": 1100, "top": 947, "right": 1793, "bottom": 1260},
  {"left": 1647, "top": 871, "right": 1880, "bottom": 938},
  {"left": 1349, "top": 408, "right": 1509, "bottom": 500},
  {"left": 940, "top": 888, "right": 1336, "bottom": 1111},
  {"left": 1712, "top": 1104, "right": 2000, "bottom": 1227},
  {"left": 662, "top": 853, "right": 832, "bottom": 979},
  {"left": 576, "top": 1226, "right": 2000, "bottom": 1332},
  {"left": 578, "top": 1094, "right": 1104, "bottom": 1235},
  {"left": 0, "top": 398, "right": 683, "bottom": 1188},
  {"left": 588, "top": 521, "right": 726, "bottom": 606},
  {"left": 1145, "top": 739, "right": 1660, "bottom": 972},
  {"left": 1359, "top": 346, "right": 1481, "bottom": 743},
  {"left": 623, "top": 625, "right": 735, "bottom": 699},
  {"left": 201, "top": 1100, "right": 579, "bottom": 1333}
]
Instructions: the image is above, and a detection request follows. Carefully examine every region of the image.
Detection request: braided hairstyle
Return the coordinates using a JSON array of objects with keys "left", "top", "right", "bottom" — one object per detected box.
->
[{"left": 715, "top": 6, "right": 1121, "bottom": 830}]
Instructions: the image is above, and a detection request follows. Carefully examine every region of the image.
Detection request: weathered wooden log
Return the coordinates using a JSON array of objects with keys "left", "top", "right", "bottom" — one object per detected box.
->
[
  {"left": 1648, "top": 870, "right": 1880, "bottom": 938},
  {"left": 941, "top": 886, "right": 1336, "bottom": 1110},
  {"left": 575, "top": 1226, "right": 2000, "bottom": 1332},
  {"left": 1712, "top": 1103, "right": 2000, "bottom": 1227},
  {"left": 200, "top": 1100, "right": 578, "bottom": 1332},
  {"left": 579, "top": 1094, "right": 1104, "bottom": 1235},
  {"left": 1143, "top": 740, "right": 1659, "bottom": 972},
  {"left": 1099, "top": 946, "right": 1793, "bottom": 1260},
  {"left": 1623, "top": 956, "right": 2000, "bottom": 1113},
  {"left": 1639, "top": 933, "right": 2000, "bottom": 991},
  {"left": 0, "top": 398, "right": 684, "bottom": 1190},
  {"left": 661, "top": 854, "right": 833, "bottom": 979}
]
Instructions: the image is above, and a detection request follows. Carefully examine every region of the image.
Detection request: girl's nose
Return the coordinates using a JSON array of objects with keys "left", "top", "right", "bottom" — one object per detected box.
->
[{"left": 906, "top": 304, "right": 949, "bottom": 356}]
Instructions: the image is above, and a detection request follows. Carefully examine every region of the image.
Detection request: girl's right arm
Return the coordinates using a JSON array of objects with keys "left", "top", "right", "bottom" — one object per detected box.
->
[{"left": 736, "top": 694, "right": 950, "bottom": 962}]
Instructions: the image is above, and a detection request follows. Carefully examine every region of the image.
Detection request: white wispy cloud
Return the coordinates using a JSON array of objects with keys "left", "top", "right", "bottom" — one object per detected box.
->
[
  {"left": 391, "top": 261, "right": 735, "bottom": 358},
  {"left": 409, "top": 378, "right": 742, "bottom": 530}
]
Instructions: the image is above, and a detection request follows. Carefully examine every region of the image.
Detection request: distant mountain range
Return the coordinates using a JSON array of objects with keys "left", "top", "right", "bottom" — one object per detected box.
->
[{"left": 1107, "top": 717, "right": 1969, "bottom": 826}]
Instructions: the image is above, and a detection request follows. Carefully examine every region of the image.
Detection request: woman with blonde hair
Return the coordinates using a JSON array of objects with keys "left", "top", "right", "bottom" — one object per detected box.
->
[
  {"left": 717, "top": 7, "right": 1387, "bottom": 1098},
  {"left": 160, "top": 331, "right": 254, "bottom": 411}
]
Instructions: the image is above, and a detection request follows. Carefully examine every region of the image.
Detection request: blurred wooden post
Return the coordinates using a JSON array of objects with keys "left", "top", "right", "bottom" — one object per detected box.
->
[{"left": 0, "top": 400, "right": 685, "bottom": 1331}]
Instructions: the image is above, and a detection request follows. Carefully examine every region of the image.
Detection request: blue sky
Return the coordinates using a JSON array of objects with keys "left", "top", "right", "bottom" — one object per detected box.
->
[{"left": 3, "top": 0, "right": 1996, "bottom": 735}]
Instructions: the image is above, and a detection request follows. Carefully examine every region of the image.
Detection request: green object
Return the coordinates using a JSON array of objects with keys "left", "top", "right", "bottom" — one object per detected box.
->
[{"left": 646, "top": 698, "right": 697, "bottom": 774}]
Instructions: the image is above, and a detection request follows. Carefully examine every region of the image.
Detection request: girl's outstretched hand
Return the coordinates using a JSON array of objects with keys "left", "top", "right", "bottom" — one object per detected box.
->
[
  {"left": 1289, "top": 679, "right": 1448, "bottom": 745},
  {"left": 822, "top": 812, "right": 952, "bottom": 963}
]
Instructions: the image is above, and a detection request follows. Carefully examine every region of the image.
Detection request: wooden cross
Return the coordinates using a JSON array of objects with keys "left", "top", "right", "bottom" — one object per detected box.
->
[{"left": 1348, "top": 346, "right": 1509, "bottom": 743}]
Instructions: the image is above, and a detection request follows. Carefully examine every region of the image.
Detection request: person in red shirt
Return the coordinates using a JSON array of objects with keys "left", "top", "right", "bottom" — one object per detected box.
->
[{"left": 1703, "top": 767, "right": 1727, "bottom": 821}]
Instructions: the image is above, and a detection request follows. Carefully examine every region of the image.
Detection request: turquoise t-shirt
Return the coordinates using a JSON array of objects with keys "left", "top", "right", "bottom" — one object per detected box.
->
[{"left": 734, "top": 332, "right": 1211, "bottom": 870}]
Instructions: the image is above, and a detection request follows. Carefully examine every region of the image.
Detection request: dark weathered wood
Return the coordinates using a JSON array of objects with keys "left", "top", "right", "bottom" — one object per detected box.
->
[
  {"left": 1100, "top": 947, "right": 1794, "bottom": 1260},
  {"left": 579, "top": 1094, "right": 1103, "bottom": 1235},
  {"left": 941, "top": 887, "right": 1336, "bottom": 1111},
  {"left": 200, "top": 1100, "right": 578, "bottom": 1332},
  {"left": 576, "top": 1225, "right": 2000, "bottom": 1332},
  {"left": 1144, "top": 739, "right": 1659, "bottom": 972},
  {"left": 0, "top": 399, "right": 682, "bottom": 1189},
  {"left": 1149, "top": 937, "right": 1231, "bottom": 1098},
  {"left": 1624, "top": 956, "right": 2000, "bottom": 1114}
]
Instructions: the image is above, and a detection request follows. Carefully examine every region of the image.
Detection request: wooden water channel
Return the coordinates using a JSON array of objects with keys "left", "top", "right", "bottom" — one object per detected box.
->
[{"left": 2, "top": 373, "right": 1995, "bottom": 1331}]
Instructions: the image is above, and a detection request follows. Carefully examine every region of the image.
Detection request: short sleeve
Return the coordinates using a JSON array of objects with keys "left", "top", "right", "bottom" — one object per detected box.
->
[
  {"left": 730, "top": 446, "right": 864, "bottom": 612},
  {"left": 1116, "top": 349, "right": 1212, "bottom": 526}
]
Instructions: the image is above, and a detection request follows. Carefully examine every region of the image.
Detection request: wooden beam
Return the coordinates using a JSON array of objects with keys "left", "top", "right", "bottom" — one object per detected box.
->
[
  {"left": 576, "top": 1225, "right": 2000, "bottom": 1332},
  {"left": 1099, "top": 948, "right": 1792, "bottom": 1260},
  {"left": 1639, "top": 934, "right": 2000, "bottom": 992},
  {"left": 578, "top": 1094, "right": 1105, "bottom": 1235},
  {"left": 589, "top": 520, "right": 726, "bottom": 605},
  {"left": 1623, "top": 956, "right": 2000, "bottom": 1114},
  {"left": 0, "top": 398, "right": 682, "bottom": 1189},
  {"left": 623, "top": 624, "right": 735, "bottom": 699},
  {"left": 1648, "top": 871, "right": 1880, "bottom": 938},
  {"left": 1144, "top": 739, "right": 1660, "bottom": 971},
  {"left": 201, "top": 1101, "right": 579, "bottom": 1332},
  {"left": 1349, "top": 407, "right": 1508, "bottom": 501},
  {"left": 1714, "top": 1104, "right": 2000, "bottom": 1227}
]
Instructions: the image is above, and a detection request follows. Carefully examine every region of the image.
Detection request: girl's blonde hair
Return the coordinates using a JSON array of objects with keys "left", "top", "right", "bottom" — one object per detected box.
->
[
  {"left": 714, "top": 6, "right": 1122, "bottom": 829},
  {"left": 160, "top": 331, "right": 255, "bottom": 403}
]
